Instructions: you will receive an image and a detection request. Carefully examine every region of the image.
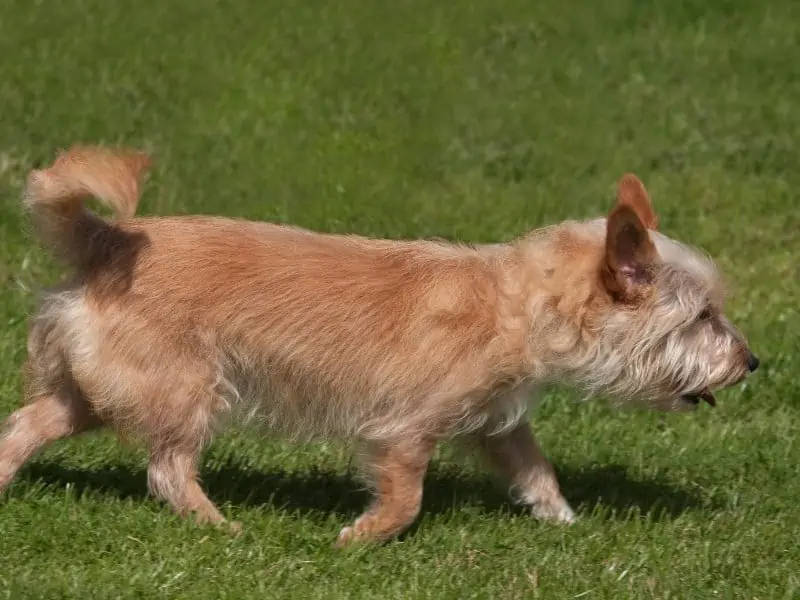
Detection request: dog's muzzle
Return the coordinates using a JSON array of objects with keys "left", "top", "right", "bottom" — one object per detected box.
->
[{"left": 681, "top": 388, "right": 716, "bottom": 407}]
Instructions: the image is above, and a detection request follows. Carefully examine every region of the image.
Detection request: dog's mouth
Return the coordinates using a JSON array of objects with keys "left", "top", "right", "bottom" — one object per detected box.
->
[{"left": 680, "top": 387, "right": 716, "bottom": 407}]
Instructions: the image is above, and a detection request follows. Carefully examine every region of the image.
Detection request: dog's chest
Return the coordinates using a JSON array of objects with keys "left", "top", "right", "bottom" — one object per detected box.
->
[{"left": 481, "top": 381, "right": 541, "bottom": 435}]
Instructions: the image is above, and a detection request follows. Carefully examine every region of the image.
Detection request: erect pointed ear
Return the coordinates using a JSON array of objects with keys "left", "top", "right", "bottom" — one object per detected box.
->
[
  {"left": 616, "top": 173, "right": 658, "bottom": 230},
  {"left": 602, "top": 203, "right": 659, "bottom": 300}
]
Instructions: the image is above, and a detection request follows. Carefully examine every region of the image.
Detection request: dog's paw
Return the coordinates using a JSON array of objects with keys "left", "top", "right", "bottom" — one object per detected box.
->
[
  {"left": 531, "top": 499, "right": 576, "bottom": 524},
  {"left": 333, "top": 514, "right": 384, "bottom": 549},
  {"left": 333, "top": 526, "right": 356, "bottom": 549},
  {"left": 225, "top": 520, "right": 243, "bottom": 535}
]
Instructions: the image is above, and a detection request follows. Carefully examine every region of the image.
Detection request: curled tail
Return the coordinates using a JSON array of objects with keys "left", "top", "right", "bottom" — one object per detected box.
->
[{"left": 23, "top": 145, "right": 151, "bottom": 268}]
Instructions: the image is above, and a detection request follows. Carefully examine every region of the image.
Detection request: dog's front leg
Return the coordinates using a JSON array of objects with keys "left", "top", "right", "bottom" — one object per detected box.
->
[
  {"left": 477, "top": 422, "right": 575, "bottom": 523},
  {"left": 334, "top": 438, "right": 436, "bottom": 548}
]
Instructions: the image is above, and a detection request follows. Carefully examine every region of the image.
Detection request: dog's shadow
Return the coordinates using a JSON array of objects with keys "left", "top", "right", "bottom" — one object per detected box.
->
[{"left": 19, "top": 459, "right": 709, "bottom": 522}]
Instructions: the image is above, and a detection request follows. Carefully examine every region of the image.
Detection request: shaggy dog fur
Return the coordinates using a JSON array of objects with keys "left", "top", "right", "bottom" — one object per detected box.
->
[{"left": 0, "top": 146, "right": 758, "bottom": 546}]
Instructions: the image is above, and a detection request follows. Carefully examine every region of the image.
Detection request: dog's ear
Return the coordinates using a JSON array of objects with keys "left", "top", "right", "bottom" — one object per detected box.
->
[
  {"left": 602, "top": 203, "right": 658, "bottom": 300},
  {"left": 616, "top": 173, "right": 658, "bottom": 230}
]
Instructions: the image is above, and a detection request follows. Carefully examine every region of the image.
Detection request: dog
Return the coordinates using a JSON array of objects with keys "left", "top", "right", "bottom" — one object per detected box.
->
[{"left": 0, "top": 146, "right": 758, "bottom": 546}]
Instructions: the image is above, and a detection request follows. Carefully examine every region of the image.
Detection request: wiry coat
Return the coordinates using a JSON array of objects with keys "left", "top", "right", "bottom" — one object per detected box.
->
[{"left": 0, "top": 146, "right": 757, "bottom": 545}]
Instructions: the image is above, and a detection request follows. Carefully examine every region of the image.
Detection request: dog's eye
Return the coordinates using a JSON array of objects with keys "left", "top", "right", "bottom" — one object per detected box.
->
[{"left": 697, "top": 307, "right": 713, "bottom": 321}]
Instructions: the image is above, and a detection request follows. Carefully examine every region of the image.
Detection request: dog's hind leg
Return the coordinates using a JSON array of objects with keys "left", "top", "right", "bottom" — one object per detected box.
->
[
  {"left": 146, "top": 442, "right": 234, "bottom": 530},
  {"left": 0, "top": 378, "right": 102, "bottom": 492},
  {"left": 141, "top": 388, "right": 236, "bottom": 531}
]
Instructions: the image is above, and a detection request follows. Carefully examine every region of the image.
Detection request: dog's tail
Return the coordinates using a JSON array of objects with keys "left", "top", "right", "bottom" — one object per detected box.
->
[{"left": 23, "top": 145, "right": 151, "bottom": 268}]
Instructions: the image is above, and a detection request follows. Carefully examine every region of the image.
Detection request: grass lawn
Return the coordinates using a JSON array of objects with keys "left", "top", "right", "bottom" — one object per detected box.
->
[{"left": 1, "top": 0, "right": 798, "bottom": 597}]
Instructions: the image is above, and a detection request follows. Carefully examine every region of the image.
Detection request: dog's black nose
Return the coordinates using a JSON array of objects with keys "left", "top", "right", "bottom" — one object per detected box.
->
[{"left": 747, "top": 352, "right": 760, "bottom": 373}]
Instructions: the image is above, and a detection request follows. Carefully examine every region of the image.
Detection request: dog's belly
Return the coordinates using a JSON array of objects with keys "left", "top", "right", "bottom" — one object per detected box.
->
[
  {"left": 214, "top": 359, "right": 539, "bottom": 442},
  {"left": 32, "top": 286, "right": 536, "bottom": 446}
]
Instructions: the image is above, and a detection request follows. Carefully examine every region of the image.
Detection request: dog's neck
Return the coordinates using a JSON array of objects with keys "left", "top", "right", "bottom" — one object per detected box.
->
[{"left": 478, "top": 225, "right": 619, "bottom": 389}]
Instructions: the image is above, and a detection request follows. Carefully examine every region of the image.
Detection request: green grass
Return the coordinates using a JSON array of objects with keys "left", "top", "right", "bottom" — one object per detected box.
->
[{"left": 1, "top": 0, "right": 799, "bottom": 597}]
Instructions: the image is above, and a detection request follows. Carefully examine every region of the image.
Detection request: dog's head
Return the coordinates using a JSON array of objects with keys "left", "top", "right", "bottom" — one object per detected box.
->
[{"left": 581, "top": 174, "right": 758, "bottom": 411}]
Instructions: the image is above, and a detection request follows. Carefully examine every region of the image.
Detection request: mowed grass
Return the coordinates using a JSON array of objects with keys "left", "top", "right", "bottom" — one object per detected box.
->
[{"left": 0, "top": 0, "right": 798, "bottom": 597}]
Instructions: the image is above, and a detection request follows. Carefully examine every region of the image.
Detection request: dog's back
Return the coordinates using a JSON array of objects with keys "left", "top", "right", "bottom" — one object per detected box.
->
[{"left": 22, "top": 147, "right": 523, "bottom": 451}]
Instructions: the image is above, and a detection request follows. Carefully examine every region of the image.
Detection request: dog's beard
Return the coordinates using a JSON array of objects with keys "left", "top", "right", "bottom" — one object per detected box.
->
[{"left": 565, "top": 313, "right": 749, "bottom": 412}]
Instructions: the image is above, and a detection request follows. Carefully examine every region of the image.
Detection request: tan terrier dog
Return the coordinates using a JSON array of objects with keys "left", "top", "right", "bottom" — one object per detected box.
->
[{"left": 0, "top": 146, "right": 758, "bottom": 546}]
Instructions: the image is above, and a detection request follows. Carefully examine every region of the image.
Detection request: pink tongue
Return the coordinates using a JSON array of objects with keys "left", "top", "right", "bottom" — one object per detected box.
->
[{"left": 699, "top": 388, "right": 716, "bottom": 407}]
